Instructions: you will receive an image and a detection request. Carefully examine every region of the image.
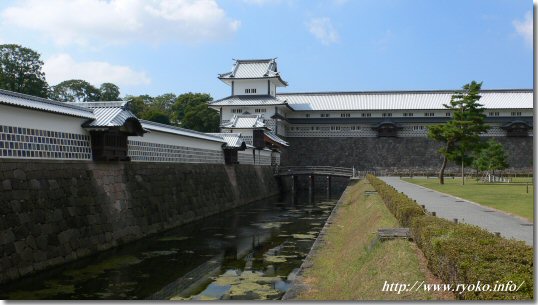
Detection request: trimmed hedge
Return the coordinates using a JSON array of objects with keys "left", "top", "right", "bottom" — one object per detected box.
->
[{"left": 367, "top": 175, "right": 533, "bottom": 300}]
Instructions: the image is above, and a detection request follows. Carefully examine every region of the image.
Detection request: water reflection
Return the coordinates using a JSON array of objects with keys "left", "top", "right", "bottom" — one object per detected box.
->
[{"left": 0, "top": 193, "right": 338, "bottom": 300}]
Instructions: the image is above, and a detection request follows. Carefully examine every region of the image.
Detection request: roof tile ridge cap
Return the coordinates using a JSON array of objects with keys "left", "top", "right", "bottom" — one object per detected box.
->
[{"left": 0, "top": 89, "right": 94, "bottom": 112}]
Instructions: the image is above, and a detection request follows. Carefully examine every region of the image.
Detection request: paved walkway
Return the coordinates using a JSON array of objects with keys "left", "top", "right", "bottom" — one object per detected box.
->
[{"left": 380, "top": 177, "right": 534, "bottom": 246}]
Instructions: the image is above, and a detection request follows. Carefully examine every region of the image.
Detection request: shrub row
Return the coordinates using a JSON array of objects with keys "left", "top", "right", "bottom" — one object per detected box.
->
[{"left": 366, "top": 174, "right": 533, "bottom": 300}]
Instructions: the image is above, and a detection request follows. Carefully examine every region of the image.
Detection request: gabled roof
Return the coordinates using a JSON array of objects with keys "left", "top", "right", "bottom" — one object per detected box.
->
[
  {"left": 0, "top": 89, "right": 95, "bottom": 119},
  {"left": 206, "top": 132, "right": 248, "bottom": 149},
  {"left": 70, "top": 101, "right": 139, "bottom": 128},
  {"left": 278, "top": 89, "right": 533, "bottom": 111},
  {"left": 221, "top": 114, "right": 267, "bottom": 129},
  {"left": 218, "top": 59, "right": 288, "bottom": 86},
  {"left": 140, "top": 120, "right": 226, "bottom": 143},
  {"left": 209, "top": 95, "right": 287, "bottom": 107},
  {"left": 264, "top": 130, "right": 289, "bottom": 147}
]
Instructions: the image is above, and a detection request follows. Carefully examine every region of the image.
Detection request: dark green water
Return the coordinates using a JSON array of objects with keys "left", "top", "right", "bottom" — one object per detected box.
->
[{"left": 0, "top": 193, "right": 338, "bottom": 300}]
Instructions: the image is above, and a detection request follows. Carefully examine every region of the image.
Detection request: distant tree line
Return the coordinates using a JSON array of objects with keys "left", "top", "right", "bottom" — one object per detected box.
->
[{"left": 0, "top": 44, "right": 219, "bottom": 132}]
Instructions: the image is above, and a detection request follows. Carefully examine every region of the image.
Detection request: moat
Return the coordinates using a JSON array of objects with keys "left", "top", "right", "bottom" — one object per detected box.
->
[{"left": 0, "top": 193, "right": 339, "bottom": 300}]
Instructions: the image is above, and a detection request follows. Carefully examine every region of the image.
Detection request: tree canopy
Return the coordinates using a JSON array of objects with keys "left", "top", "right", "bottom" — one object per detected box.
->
[
  {"left": 472, "top": 139, "right": 509, "bottom": 175},
  {"left": 124, "top": 92, "right": 220, "bottom": 132},
  {"left": 99, "top": 83, "right": 121, "bottom": 100},
  {"left": 50, "top": 79, "right": 101, "bottom": 103},
  {"left": 0, "top": 44, "right": 49, "bottom": 98},
  {"left": 428, "top": 81, "right": 489, "bottom": 184}
]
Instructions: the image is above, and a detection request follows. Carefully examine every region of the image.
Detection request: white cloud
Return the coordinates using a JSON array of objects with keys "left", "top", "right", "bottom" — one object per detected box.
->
[
  {"left": 43, "top": 54, "right": 151, "bottom": 87},
  {"left": 306, "top": 17, "right": 340, "bottom": 45},
  {"left": 513, "top": 11, "right": 533, "bottom": 46},
  {"left": 1, "top": 0, "right": 240, "bottom": 47}
]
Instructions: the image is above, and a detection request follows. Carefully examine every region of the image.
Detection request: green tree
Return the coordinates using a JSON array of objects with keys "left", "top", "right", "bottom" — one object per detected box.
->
[
  {"left": 182, "top": 102, "right": 220, "bottom": 132},
  {"left": 99, "top": 82, "right": 120, "bottom": 100},
  {"left": 428, "top": 81, "right": 489, "bottom": 184},
  {"left": 171, "top": 92, "right": 213, "bottom": 124},
  {"left": 0, "top": 44, "right": 49, "bottom": 97},
  {"left": 51, "top": 79, "right": 101, "bottom": 102},
  {"left": 141, "top": 108, "right": 171, "bottom": 125},
  {"left": 153, "top": 93, "right": 176, "bottom": 116},
  {"left": 124, "top": 94, "right": 153, "bottom": 117},
  {"left": 472, "top": 139, "right": 509, "bottom": 176}
]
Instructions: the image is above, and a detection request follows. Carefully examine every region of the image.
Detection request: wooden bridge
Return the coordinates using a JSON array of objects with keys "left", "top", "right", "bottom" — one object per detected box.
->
[
  {"left": 274, "top": 166, "right": 366, "bottom": 200},
  {"left": 274, "top": 166, "right": 359, "bottom": 178}
]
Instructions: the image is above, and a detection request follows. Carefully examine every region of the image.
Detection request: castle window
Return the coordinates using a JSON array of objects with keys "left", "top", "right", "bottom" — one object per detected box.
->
[
  {"left": 403, "top": 113, "right": 414, "bottom": 117},
  {"left": 489, "top": 111, "right": 500, "bottom": 116},
  {"left": 305, "top": 114, "right": 310, "bottom": 118},
  {"left": 254, "top": 108, "right": 266, "bottom": 113},
  {"left": 412, "top": 126, "right": 425, "bottom": 130},
  {"left": 232, "top": 108, "right": 242, "bottom": 113},
  {"left": 350, "top": 126, "right": 360, "bottom": 131},
  {"left": 330, "top": 126, "right": 341, "bottom": 131},
  {"left": 424, "top": 112, "right": 435, "bottom": 117},
  {"left": 361, "top": 113, "right": 371, "bottom": 117},
  {"left": 511, "top": 111, "right": 522, "bottom": 116},
  {"left": 445, "top": 112, "right": 452, "bottom": 117},
  {"left": 320, "top": 113, "right": 330, "bottom": 118},
  {"left": 382, "top": 113, "right": 392, "bottom": 117},
  {"left": 244, "top": 88, "right": 257, "bottom": 94},
  {"left": 340, "top": 113, "right": 350, "bottom": 118}
]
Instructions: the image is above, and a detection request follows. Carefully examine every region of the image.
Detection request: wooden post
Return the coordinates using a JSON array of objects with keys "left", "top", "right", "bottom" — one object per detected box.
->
[
  {"left": 326, "top": 175, "right": 331, "bottom": 198},
  {"left": 308, "top": 175, "right": 314, "bottom": 203},
  {"left": 291, "top": 175, "right": 296, "bottom": 197}
]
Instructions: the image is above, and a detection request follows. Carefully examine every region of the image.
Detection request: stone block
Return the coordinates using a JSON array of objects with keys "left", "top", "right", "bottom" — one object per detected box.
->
[
  {"left": 2, "top": 180, "right": 12, "bottom": 191},
  {"left": 13, "top": 169, "right": 26, "bottom": 180}
]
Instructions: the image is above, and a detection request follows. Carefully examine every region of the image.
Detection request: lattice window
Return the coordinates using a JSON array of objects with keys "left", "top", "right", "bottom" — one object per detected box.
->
[
  {"left": 483, "top": 127, "right": 506, "bottom": 137},
  {"left": 128, "top": 140, "right": 224, "bottom": 163},
  {"left": 265, "top": 119, "right": 276, "bottom": 131},
  {"left": 0, "top": 124, "right": 91, "bottom": 160},
  {"left": 397, "top": 125, "right": 428, "bottom": 137},
  {"left": 285, "top": 125, "right": 376, "bottom": 137}
]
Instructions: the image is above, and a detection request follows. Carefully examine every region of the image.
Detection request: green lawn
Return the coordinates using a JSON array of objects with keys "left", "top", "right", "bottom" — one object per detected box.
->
[
  {"left": 296, "top": 180, "right": 452, "bottom": 300},
  {"left": 403, "top": 178, "right": 534, "bottom": 221}
]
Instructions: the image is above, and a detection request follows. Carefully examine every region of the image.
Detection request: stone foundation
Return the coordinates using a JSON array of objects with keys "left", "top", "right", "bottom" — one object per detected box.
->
[
  {"left": 0, "top": 160, "right": 279, "bottom": 284},
  {"left": 281, "top": 137, "right": 533, "bottom": 173}
]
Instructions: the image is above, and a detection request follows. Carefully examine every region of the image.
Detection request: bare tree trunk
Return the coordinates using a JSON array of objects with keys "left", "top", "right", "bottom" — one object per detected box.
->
[{"left": 439, "top": 155, "right": 447, "bottom": 185}]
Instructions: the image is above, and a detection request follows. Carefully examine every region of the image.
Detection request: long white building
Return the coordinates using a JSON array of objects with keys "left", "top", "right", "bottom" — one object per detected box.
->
[{"left": 210, "top": 58, "right": 533, "bottom": 139}]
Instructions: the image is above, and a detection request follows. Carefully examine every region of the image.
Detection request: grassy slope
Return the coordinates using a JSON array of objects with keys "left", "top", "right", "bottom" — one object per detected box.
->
[
  {"left": 297, "top": 180, "right": 452, "bottom": 300},
  {"left": 403, "top": 178, "right": 534, "bottom": 221}
]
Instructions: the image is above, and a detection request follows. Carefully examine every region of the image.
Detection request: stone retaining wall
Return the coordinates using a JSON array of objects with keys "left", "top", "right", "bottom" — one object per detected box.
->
[
  {"left": 281, "top": 137, "right": 533, "bottom": 172},
  {"left": 0, "top": 160, "right": 279, "bottom": 284}
]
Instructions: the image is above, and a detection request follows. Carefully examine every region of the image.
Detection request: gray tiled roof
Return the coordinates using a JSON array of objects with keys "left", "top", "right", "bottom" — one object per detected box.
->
[
  {"left": 69, "top": 101, "right": 138, "bottom": 128},
  {"left": 221, "top": 114, "right": 266, "bottom": 129},
  {"left": 210, "top": 95, "right": 287, "bottom": 106},
  {"left": 264, "top": 131, "right": 289, "bottom": 147},
  {"left": 0, "top": 89, "right": 95, "bottom": 118},
  {"left": 206, "top": 132, "right": 247, "bottom": 148},
  {"left": 278, "top": 89, "right": 533, "bottom": 111},
  {"left": 218, "top": 59, "right": 288, "bottom": 85},
  {"left": 140, "top": 120, "right": 226, "bottom": 143}
]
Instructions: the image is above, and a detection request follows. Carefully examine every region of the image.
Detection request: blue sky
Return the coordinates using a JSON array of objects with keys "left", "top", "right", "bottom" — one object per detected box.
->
[{"left": 0, "top": 0, "right": 533, "bottom": 99}]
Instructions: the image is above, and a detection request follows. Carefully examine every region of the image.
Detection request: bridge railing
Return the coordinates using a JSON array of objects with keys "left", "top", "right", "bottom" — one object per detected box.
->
[{"left": 275, "top": 166, "right": 355, "bottom": 177}]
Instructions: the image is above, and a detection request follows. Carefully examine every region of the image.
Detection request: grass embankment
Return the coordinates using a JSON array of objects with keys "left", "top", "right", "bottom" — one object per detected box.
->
[
  {"left": 403, "top": 178, "right": 534, "bottom": 221},
  {"left": 296, "top": 180, "right": 452, "bottom": 300}
]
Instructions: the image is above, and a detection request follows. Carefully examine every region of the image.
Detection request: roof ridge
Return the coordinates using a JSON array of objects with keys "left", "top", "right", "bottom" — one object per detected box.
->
[
  {"left": 0, "top": 88, "right": 94, "bottom": 113},
  {"left": 278, "top": 89, "right": 533, "bottom": 95},
  {"left": 139, "top": 119, "right": 225, "bottom": 141}
]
